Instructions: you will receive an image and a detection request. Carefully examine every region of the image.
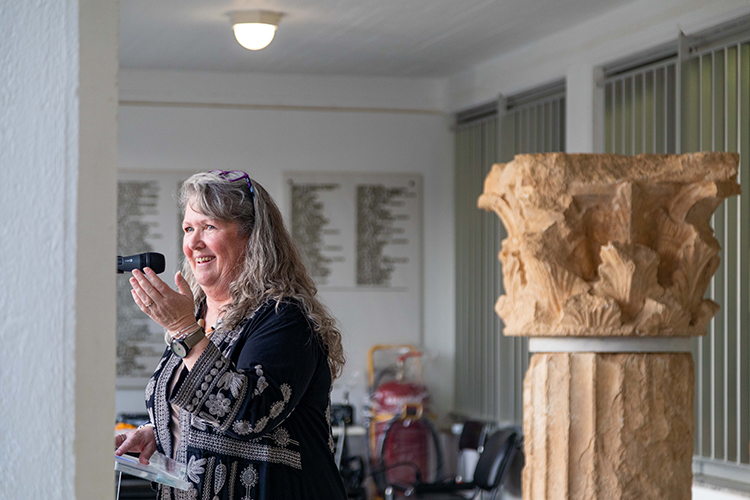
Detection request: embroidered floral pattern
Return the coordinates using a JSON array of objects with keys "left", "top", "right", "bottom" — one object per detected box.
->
[
  {"left": 201, "top": 457, "right": 215, "bottom": 500},
  {"left": 185, "top": 485, "right": 199, "bottom": 500},
  {"left": 178, "top": 343, "right": 225, "bottom": 413},
  {"left": 206, "top": 393, "right": 232, "bottom": 417},
  {"left": 280, "top": 383, "right": 292, "bottom": 401},
  {"left": 240, "top": 464, "right": 258, "bottom": 488},
  {"left": 232, "top": 415, "right": 270, "bottom": 436},
  {"left": 233, "top": 380, "right": 293, "bottom": 436},
  {"left": 214, "top": 463, "right": 227, "bottom": 493},
  {"left": 218, "top": 371, "right": 245, "bottom": 398},
  {"left": 145, "top": 378, "right": 156, "bottom": 401},
  {"left": 240, "top": 464, "right": 258, "bottom": 500},
  {"left": 228, "top": 462, "right": 238, "bottom": 500},
  {"left": 253, "top": 365, "right": 268, "bottom": 396},
  {"left": 272, "top": 427, "right": 290, "bottom": 447},
  {"left": 154, "top": 355, "right": 181, "bottom": 459},
  {"left": 191, "top": 430, "right": 302, "bottom": 469},
  {"left": 187, "top": 455, "right": 207, "bottom": 483},
  {"left": 233, "top": 420, "right": 252, "bottom": 435},
  {"left": 269, "top": 401, "right": 285, "bottom": 419},
  {"left": 254, "top": 416, "right": 270, "bottom": 434},
  {"left": 191, "top": 414, "right": 207, "bottom": 431}
]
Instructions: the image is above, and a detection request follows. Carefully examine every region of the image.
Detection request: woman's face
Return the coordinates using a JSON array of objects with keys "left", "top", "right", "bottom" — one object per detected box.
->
[{"left": 182, "top": 202, "right": 250, "bottom": 297}]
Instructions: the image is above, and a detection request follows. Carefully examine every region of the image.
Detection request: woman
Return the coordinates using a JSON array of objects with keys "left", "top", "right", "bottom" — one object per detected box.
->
[{"left": 115, "top": 170, "right": 347, "bottom": 500}]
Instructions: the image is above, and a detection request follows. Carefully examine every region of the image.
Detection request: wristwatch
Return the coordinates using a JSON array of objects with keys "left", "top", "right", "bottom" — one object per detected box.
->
[{"left": 170, "top": 325, "right": 205, "bottom": 358}]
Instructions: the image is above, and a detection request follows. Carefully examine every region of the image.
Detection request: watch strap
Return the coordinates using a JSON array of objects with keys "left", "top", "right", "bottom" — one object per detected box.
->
[
  {"left": 170, "top": 324, "right": 205, "bottom": 357},
  {"left": 182, "top": 325, "right": 206, "bottom": 350}
]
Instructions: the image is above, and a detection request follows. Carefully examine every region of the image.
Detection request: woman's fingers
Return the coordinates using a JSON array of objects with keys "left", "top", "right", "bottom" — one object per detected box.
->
[
  {"left": 139, "top": 438, "right": 158, "bottom": 465},
  {"left": 130, "top": 272, "right": 157, "bottom": 311},
  {"left": 131, "top": 269, "right": 164, "bottom": 299},
  {"left": 115, "top": 433, "right": 137, "bottom": 456},
  {"left": 115, "top": 426, "right": 157, "bottom": 465},
  {"left": 142, "top": 267, "right": 173, "bottom": 295},
  {"left": 130, "top": 284, "right": 152, "bottom": 311},
  {"left": 129, "top": 269, "right": 195, "bottom": 331},
  {"left": 174, "top": 271, "right": 194, "bottom": 299},
  {"left": 114, "top": 433, "right": 127, "bottom": 449}
]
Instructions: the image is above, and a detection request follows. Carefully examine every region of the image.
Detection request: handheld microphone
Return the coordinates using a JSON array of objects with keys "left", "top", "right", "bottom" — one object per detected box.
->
[{"left": 117, "top": 252, "right": 166, "bottom": 274}]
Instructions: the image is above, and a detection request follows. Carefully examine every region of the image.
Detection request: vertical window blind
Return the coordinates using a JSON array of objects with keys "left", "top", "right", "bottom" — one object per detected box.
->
[
  {"left": 604, "top": 58, "right": 677, "bottom": 154},
  {"left": 455, "top": 109, "right": 504, "bottom": 421},
  {"left": 604, "top": 30, "right": 750, "bottom": 488},
  {"left": 454, "top": 84, "right": 565, "bottom": 424},
  {"left": 685, "top": 37, "right": 750, "bottom": 487}
]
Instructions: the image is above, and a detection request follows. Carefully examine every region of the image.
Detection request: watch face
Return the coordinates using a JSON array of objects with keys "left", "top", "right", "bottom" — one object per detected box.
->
[{"left": 171, "top": 339, "right": 188, "bottom": 358}]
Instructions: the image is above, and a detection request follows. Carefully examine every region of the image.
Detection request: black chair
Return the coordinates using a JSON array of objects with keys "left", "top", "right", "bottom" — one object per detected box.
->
[
  {"left": 455, "top": 420, "right": 491, "bottom": 482},
  {"left": 384, "top": 429, "right": 521, "bottom": 500}
]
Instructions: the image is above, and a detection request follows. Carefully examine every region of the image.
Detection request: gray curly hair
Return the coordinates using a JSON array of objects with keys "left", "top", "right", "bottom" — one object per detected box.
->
[{"left": 178, "top": 171, "right": 345, "bottom": 379}]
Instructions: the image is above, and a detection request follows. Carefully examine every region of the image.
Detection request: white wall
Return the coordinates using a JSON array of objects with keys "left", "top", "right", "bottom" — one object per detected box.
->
[
  {"left": 120, "top": 69, "right": 447, "bottom": 112},
  {"left": 0, "top": 0, "right": 118, "bottom": 499},
  {"left": 117, "top": 69, "right": 455, "bottom": 422}
]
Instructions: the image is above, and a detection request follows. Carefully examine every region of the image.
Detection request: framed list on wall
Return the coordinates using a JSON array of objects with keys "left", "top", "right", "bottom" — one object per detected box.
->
[
  {"left": 283, "top": 171, "right": 422, "bottom": 291},
  {"left": 116, "top": 172, "right": 186, "bottom": 389}
]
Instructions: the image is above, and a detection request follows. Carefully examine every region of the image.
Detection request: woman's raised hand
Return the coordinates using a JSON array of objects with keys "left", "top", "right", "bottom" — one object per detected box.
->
[
  {"left": 130, "top": 269, "right": 196, "bottom": 333},
  {"left": 115, "top": 425, "right": 158, "bottom": 465}
]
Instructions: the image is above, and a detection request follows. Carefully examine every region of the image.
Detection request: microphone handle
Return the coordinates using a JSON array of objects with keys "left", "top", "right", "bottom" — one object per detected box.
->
[{"left": 117, "top": 252, "right": 166, "bottom": 274}]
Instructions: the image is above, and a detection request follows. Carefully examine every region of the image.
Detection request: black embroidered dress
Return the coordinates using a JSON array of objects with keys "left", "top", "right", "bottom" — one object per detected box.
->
[{"left": 144, "top": 299, "right": 348, "bottom": 500}]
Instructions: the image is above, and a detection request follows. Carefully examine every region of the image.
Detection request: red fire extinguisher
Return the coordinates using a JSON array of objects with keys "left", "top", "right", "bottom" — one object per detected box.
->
[{"left": 366, "top": 346, "right": 442, "bottom": 490}]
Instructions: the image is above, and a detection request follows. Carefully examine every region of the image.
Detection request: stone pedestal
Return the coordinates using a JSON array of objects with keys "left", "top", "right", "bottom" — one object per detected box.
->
[{"left": 478, "top": 153, "right": 740, "bottom": 500}]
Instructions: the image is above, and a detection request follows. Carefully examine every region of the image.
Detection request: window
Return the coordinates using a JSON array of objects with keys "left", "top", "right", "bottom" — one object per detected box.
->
[
  {"left": 604, "top": 26, "right": 750, "bottom": 489},
  {"left": 454, "top": 83, "right": 565, "bottom": 424}
]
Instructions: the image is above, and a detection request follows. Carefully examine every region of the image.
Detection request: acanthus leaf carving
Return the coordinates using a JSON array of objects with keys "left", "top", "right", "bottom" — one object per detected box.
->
[
  {"left": 690, "top": 299, "right": 721, "bottom": 333},
  {"left": 593, "top": 242, "right": 661, "bottom": 322},
  {"left": 634, "top": 294, "right": 691, "bottom": 336},
  {"left": 526, "top": 258, "right": 590, "bottom": 324},
  {"left": 560, "top": 293, "right": 622, "bottom": 330},
  {"left": 654, "top": 209, "right": 694, "bottom": 287},
  {"left": 670, "top": 235, "right": 720, "bottom": 322},
  {"left": 499, "top": 245, "right": 526, "bottom": 303}
]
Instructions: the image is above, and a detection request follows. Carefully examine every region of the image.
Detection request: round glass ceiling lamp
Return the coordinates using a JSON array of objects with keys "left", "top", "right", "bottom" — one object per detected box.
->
[{"left": 230, "top": 11, "right": 283, "bottom": 51}]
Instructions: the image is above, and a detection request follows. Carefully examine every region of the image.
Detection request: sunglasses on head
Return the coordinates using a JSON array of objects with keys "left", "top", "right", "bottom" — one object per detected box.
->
[{"left": 209, "top": 170, "right": 255, "bottom": 202}]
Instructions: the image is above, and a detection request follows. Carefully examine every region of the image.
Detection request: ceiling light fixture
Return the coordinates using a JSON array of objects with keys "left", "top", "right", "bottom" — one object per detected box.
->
[{"left": 230, "top": 11, "right": 283, "bottom": 51}]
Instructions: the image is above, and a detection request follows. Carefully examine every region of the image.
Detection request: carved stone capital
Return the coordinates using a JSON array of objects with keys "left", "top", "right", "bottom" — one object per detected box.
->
[{"left": 478, "top": 153, "right": 740, "bottom": 337}]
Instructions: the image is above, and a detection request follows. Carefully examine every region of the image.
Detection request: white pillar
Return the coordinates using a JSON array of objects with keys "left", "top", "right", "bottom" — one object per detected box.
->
[
  {"left": 0, "top": 0, "right": 118, "bottom": 498},
  {"left": 565, "top": 63, "right": 604, "bottom": 153}
]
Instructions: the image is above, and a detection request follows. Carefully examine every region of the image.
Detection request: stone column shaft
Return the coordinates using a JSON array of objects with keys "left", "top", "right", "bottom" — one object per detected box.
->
[{"left": 524, "top": 353, "right": 693, "bottom": 500}]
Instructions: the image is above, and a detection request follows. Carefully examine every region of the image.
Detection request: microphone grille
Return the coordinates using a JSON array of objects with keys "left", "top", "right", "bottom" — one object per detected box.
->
[{"left": 147, "top": 253, "right": 166, "bottom": 274}]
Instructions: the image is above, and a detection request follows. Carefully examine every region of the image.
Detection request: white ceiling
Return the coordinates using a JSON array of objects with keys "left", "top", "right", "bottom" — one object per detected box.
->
[{"left": 120, "top": 0, "right": 640, "bottom": 78}]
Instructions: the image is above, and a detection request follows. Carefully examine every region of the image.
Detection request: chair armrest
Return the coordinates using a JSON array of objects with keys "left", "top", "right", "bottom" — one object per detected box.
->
[
  {"left": 384, "top": 482, "right": 415, "bottom": 500},
  {"left": 413, "top": 479, "right": 475, "bottom": 494}
]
